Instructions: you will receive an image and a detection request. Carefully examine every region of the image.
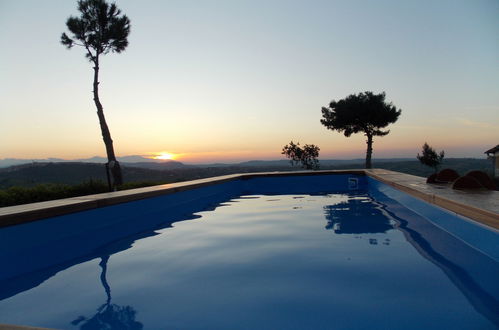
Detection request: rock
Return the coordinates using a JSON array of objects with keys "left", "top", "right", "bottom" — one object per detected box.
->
[
  {"left": 452, "top": 176, "right": 485, "bottom": 190},
  {"left": 464, "top": 171, "right": 496, "bottom": 190},
  {"left": 426, "top": 173, "right": 438, "bottom": 183},
  {"left": 435, "top": 168, "right": 460, "bottom": 183}
]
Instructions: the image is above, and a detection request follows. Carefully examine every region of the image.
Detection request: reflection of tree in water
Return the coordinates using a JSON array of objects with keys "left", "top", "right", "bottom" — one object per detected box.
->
[
  {"left": 323, "top": 195, "right": 394, "bottom": 234},
  {"left": 71, "top": 255, "right": 143, "bottom": 330}
]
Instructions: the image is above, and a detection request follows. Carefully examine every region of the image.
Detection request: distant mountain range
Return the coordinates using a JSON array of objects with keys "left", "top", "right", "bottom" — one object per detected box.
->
[
  {"left": 0, "top": 155, "right": 416, "bottom": 169},
  {"left": 0, "top": 155, "right": 161, "bottom": 168}
]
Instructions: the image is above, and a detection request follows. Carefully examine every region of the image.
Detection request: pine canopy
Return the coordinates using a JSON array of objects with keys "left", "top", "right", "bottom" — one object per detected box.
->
[
  {"left": 61, "top": 0, "right": 130, "bottom": 62},
  {"left": 320, "top": 91, "right": 401, "bottom": 138}
]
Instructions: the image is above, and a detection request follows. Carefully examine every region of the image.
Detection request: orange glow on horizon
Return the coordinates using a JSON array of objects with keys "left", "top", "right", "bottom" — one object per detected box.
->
[
  {"left": 150, "top": 151, "right": 177, "bottom": 160},
  {"left": 168, "top": 150, "right": 267, "bottom": 163}
]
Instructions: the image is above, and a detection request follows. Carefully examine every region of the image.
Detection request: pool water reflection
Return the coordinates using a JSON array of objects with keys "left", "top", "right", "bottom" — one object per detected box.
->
[{"left": 0, "top": 192, "right": 498, "bottom": 330}]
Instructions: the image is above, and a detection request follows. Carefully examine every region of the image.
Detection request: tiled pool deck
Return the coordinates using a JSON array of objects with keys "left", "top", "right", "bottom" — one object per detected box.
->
[{"left": 0, "top": 169, "right": 498, "bottom": 230}]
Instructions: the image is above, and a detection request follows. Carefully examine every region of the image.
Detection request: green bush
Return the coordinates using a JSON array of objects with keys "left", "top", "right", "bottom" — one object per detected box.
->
[{"left": 0, "top": 180, "right": 113, "bottom": 207}]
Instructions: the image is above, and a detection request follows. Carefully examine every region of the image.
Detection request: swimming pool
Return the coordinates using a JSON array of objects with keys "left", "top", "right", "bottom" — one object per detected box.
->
[{"left": 0, "top": 173, "right": 498, "bottom": 329}]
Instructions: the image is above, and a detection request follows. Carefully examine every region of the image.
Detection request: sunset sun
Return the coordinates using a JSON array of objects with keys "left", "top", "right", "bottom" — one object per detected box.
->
[{"left": 153, "top": 152, "right": 176, "bottom": 160}]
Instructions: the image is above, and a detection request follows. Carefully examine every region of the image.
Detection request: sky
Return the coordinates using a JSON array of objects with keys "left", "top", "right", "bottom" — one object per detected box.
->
[{"left": 1, "top": 0, "right": 498, "bottom": 163}]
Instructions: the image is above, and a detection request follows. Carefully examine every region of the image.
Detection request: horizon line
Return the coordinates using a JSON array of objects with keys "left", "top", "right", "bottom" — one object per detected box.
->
[{"left": 0, "top": 155, "right": 489, "bottom": 164}]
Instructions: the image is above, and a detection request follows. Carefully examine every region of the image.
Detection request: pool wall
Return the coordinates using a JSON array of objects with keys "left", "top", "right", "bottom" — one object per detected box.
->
[
  {"left": 368, "top": 177, "right": 498, "bottom": 261},
  {"left": 367, "top": 183, "right": 499, "bottom": 324},
  {"left": 240, "top": 172, "right": 368, "bottom": 194}
]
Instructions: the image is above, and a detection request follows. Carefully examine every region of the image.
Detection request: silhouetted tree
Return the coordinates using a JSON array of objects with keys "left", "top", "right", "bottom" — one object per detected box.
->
[
  {"left": 320, "top": 91, "right": 401, "bottom": 169},
  {"left": 61, "top": 0, "right": 131, "bottom": 189},
  {"left": 282, "top": 141, "right": 320, "bottom": 170},
  {"left": 417, "top": 142, "right": 444, "bottom": 172},
  {"left": 323, "top": 197, "right": 393, "bottom": 234},
  {"left": 71, "top": 255, "right": 143, "bottom": 329}
]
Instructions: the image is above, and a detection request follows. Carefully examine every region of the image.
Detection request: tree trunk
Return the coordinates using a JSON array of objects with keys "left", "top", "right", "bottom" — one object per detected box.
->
[
  {"left": 93, "top": 57, "right": 123, "bottom": 188},
  {"left": 99, "top": 255, "right": 112, "bottom": 305},
  {"left": 365, "top": 134, "right": 373, "bottom": 169}
]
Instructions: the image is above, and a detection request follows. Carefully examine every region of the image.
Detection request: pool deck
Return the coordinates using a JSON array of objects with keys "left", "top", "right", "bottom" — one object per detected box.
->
[
  {"left": 0, "top": 169, "right": 498, "bottom": 230},
  {"left": 365, "top": 169, "right": 499, "bottom": 230}
]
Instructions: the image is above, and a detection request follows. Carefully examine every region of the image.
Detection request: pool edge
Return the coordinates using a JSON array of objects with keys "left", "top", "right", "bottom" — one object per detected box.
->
[
  {"left": 366, "top": 169, "right": 499, "bottom": 230},
  {"left": 0, "top": 169, "right": 497, "bottom": 230}
]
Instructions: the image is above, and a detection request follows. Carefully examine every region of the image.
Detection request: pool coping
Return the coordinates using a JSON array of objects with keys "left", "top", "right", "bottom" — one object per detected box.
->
[{"left": 0, "top": 169, "right": 497, "bottom": 230}]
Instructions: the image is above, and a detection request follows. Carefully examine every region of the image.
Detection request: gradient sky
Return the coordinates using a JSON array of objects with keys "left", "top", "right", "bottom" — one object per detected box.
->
[{"left": 1, "top": 0, "right": 498, "bottom": 163}]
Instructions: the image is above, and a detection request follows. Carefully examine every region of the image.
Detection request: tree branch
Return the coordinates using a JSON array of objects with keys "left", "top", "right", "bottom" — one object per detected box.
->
[{"left": 84, "top": 43, "right": 96, "bottom": 61}]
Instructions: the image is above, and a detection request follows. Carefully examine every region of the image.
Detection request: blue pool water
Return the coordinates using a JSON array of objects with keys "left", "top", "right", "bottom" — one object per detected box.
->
[{"left": 0, "top": 174, "right": 498, "bottom": 329}]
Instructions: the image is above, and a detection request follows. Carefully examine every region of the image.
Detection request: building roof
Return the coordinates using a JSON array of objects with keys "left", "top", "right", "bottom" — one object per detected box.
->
[{"left": 485, "top": 145, "right": 499, "bottom": 155}]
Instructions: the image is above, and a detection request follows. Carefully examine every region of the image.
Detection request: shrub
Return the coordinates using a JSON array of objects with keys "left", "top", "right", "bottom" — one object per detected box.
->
[
  {"left": 282, "top": 141, "right": 320, "bottom": 170},
  {"left": 1, "top": 180, "right": 111, "bottom": 207}
]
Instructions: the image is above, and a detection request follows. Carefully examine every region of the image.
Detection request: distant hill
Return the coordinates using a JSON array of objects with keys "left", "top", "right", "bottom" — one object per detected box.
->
[
  {"left": 0, "top": 158, "right": 492, "bottom": 189},
  {"left": 325, "top": 158, "right": 492, "bottom": 178},
  {"left": 0, "top": 156, "right": 415, "bottom": 169},
  {"left": 123, "top": 160, "right": 188, "bottom": 170},
  {"left": 0, "top": 162, "right": 110, "bottom": 188},
  {"left": 0, "top": 155, "right": 164, "bottom": 168},
  {"left": 225, "top": 158, "right": 415, "bottom": 168},
  {"left": 0, "top": 158, "right": 67, "bottom": 168},
  {"left": 0, "top": 161, "right": 280, "bottom": 189},
  {"left": 0, "top": 162, "right": 192, "bottom": 188}
]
